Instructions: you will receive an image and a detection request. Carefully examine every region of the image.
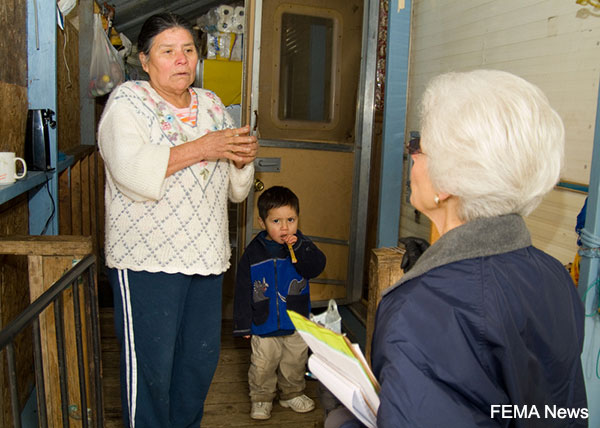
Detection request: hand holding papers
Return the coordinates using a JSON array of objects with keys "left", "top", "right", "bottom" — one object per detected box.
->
[{"left": 287, "top": 310, "right": 380, "bottom": 428}]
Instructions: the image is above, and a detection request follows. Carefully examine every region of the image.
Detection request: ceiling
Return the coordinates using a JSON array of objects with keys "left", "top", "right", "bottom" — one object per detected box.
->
[{"left": 107, "top": 0, "right": 240, "bottom": 44}]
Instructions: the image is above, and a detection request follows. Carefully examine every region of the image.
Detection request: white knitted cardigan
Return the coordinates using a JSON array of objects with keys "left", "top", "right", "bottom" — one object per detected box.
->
[{"left": 98, "top": 81, "right": 254, "bottom": 275}]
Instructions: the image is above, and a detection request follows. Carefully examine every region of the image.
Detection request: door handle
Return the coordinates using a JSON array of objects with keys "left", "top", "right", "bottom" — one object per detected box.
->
[{"left": 254, "top": 178, "right": 265, "bottom": 192}]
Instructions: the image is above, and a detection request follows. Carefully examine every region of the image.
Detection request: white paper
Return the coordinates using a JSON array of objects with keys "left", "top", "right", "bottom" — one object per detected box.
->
[{"left": 308, "top": 354, "right": 377, "bottom": 428}]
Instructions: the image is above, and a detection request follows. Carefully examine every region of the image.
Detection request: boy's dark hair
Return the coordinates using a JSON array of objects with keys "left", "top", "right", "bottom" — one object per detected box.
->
[{"left": 257, "top": 186, "right": 300, "bottom": 221}]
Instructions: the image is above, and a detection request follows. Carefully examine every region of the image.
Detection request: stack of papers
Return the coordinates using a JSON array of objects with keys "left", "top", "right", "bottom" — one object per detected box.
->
[{"left": 287, "top": 310, "right": 380, "bottom": 428}]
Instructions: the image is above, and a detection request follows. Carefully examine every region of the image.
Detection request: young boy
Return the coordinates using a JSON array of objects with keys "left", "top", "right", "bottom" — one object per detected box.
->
[{"left": 233, "top": 186, "right": 327, "bottom": 420}]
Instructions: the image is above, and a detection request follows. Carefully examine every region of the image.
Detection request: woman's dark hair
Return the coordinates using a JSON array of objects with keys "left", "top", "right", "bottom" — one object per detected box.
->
[
  {"left": 137, "top": 12, "right": 197, "bottom": 56},
  {"left": 258, "top": 186, "right": 300, "bottom": 221}
]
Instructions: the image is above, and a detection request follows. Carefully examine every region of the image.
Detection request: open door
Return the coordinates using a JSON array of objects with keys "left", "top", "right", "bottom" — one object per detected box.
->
[{"left": 242, "top": 0, "right": 367, "bottom": 305}]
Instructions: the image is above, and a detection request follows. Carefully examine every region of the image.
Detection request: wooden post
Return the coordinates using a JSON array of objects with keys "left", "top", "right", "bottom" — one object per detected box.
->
[
  {"left": 58, "top": 168, "right": 72, "bottom": 234},
  {"left": 71, "top": 161, "right": 82, "bottom": 235},
  {"left": 366, "top": 247, "right": 405, "bottom": 363},
  {"left": 0, "top": 236, "right": 95, "bottom": 427}
]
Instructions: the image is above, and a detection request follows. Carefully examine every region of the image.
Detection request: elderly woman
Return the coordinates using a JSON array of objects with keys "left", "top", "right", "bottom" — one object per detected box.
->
[
  {"left": 97, "top": 13, "right": 257, "bottom": 428},
  {"left": 328, "top": 70, "right": 587, "bottom": 427}
]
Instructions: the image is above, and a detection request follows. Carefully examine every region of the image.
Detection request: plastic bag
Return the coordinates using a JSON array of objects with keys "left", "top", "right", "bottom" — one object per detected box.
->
[
  {"left": 310, "top": 299, "right": 342, "bottom": 334},
  {"left": 206, "top": 32, "right": 235, "bottom": 60},
  {"left": 89, "top": 14, "right": 124, "bottom": 97}
]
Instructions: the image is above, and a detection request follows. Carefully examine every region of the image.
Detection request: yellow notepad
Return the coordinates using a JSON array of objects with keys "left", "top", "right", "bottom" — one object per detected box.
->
[{"left": 288, "top": 310, "right": 380, "bottom": 428}]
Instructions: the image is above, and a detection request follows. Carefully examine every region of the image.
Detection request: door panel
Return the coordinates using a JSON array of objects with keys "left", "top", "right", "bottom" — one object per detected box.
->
[
  {"left": 252, "top": 147, "right": 352, "bottom": 300},
  {"left": 252, "top": 148, "right": 353, "bottom": 239},
  {"left": 246, "top": 0, "right": 363, "bottom": 304},
  {"left": 257, "top": 0, "right": 362, "bottom": 143}
]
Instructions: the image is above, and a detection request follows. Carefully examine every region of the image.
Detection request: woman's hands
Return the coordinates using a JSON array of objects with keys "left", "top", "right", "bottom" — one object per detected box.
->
[
  {"left": 166, "top": 125, "right": 258, "bottom": 176},
  {"left": 199, "top": 125, "right": 258, "bottom": 169}
]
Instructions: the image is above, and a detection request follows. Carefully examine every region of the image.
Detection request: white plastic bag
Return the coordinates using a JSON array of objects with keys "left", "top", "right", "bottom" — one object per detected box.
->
[
  {"left": 89, "top": 14, "right": 124, "bottom": 97},
  {"left": 310, "top": 299, "right": 342, "bottom": 334}
]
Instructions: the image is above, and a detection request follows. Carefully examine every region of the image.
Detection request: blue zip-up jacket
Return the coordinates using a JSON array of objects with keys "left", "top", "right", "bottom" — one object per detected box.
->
[
  {"left": 340, "top": 215, "right": 587, "bottom": 428},
  {"left": 233, "top": 230, "right": 326, "bottom": 337}
]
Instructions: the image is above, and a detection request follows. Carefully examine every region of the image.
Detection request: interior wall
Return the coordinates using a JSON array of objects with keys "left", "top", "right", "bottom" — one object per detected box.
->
[
  {"left": 400, "top": 0, "right": 600, "bottom": 264},
  {"left": 0, "top": 0, "right": 30, "bottom": 305},
  {"left": 0, "top": 0, "right": 28, "bottom": 158},
  {"left": 0, "top": 0, "right": 35, "bottom": 424},
  {"left": 0, "top": 1, "right": 89, "bottom": 420},
  {"left": 57, "top": 15, "right": 82, "bottom": 152}
]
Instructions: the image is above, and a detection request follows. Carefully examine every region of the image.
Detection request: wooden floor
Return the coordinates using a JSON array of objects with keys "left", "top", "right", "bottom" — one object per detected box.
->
[{"left": 100, "top": 308, "right": 325, "bottom": 428}]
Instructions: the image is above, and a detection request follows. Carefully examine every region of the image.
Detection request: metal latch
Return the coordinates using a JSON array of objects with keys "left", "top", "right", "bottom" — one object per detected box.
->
[{"left": 254, "top": 157, "right": 281, "bottom": 172}]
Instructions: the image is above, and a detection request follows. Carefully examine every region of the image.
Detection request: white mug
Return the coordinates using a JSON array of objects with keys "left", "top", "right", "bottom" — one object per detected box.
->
[{"left": 0, "top": 152, "right": 27, "bottom": 185}]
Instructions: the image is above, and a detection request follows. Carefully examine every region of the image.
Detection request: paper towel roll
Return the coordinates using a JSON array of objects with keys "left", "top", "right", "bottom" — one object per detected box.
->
[
  {"left": 216, "top": 5, "right": 234, "bottom": 32},
  {"left": 217, "top": 20, "right": 230, "bottom": 32},
  {"left": 234, "top": 6, "right": 245, "bottom": 19},
  {"left": 216, "top": 5, "right": 234, "bottom": 18},
  {"left": 231, "top": 6, "right": 245, "bottom": 34},
  {"left": 231, "top": 20, "right": 244, "bottom": 33}
]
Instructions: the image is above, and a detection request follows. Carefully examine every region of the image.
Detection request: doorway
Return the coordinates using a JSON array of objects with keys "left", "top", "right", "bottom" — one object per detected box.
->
[{"left": 239, "top": 0, "right": 377, "bottom": 307}]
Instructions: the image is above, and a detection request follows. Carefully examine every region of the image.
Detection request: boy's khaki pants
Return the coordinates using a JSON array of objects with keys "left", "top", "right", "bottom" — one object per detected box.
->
[{"left": 248, "top": 332, "right": 308, "bottom": 402}]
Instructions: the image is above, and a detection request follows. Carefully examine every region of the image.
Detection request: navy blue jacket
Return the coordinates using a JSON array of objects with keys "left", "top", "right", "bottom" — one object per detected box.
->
[
  {"left": 342, "top": 215, "right": 587, "bottom": 428},
  {"left": 233, "top": 230, "right": 326, "bottom": 337}
]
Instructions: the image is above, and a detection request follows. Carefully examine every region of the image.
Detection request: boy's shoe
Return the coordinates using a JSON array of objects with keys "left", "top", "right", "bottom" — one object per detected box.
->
[
  {"left": 279, "top": 394, "right": 315, "bottom": 413},
  {"left": 250, "top": 401, "right": 273, "bottom": 420}
]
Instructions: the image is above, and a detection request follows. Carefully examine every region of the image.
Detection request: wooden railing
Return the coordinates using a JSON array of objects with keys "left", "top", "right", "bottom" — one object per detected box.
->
[
  {"left": 0, "top": 144, "right": 106, "bottom": 427},
  {"left": 0, "top": 236, "right": 104, "bottom": 428},
  {"left": 59, "top": 145, "right": 105, "bottom": 261}
]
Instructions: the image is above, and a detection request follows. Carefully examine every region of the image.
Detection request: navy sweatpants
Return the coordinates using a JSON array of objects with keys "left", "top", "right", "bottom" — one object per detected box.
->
[{"left": 109, "top": 268, "right": 223, "bottom": 428}]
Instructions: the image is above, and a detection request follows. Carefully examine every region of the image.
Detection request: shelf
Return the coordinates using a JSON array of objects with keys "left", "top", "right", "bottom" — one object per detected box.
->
[
  {"left": 0, "top": 155, "right": 74, "bottom": 206},
  {"left": 0, "top": 171, "right": 49, "bottom": 205}
]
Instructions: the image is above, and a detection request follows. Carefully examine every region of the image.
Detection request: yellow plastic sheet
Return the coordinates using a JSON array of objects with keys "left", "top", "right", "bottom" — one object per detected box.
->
[{"left": 201, "top": 59, "right": 242, "bottom": 106}]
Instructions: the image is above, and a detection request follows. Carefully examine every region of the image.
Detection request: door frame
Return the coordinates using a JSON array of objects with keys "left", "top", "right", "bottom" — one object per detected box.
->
[{"left": 242, "top": 0, "right": 380, "bottom": 305}]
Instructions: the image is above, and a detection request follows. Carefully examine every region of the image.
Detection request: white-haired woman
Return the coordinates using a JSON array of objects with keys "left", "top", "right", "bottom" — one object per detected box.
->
[{"left": 327, "top": 70, "right": 587, "bottom": 427}]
